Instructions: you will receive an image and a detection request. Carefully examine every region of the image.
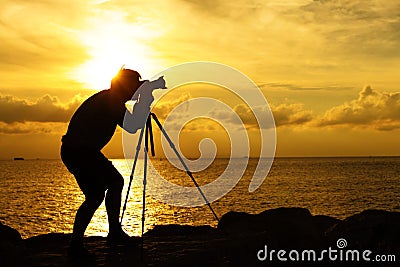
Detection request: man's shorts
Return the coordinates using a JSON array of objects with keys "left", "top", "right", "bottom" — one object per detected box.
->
[{"left": 61, "top": 144, "right": 123, "bottom": 198}]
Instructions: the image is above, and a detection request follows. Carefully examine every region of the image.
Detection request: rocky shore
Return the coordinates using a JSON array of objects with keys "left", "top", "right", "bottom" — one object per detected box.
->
[{"left": 1, "top": 207, "right": 400, "bottom": 266}]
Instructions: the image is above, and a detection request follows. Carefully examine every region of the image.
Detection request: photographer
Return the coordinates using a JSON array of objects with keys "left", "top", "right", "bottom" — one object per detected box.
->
[{"left": 60, "top": 68, "right": 166, "bottom": 259}]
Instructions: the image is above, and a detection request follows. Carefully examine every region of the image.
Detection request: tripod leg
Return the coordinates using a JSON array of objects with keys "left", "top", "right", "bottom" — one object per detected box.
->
[
  {"left": 150, "top": 113, "right": 220, "bottom": 223},
  {"left": 140, "top": 119, "right": 149, "bottom": 260},
  {"left": 142, "top": 122, "right": 149, "bottom": 237},
  {"left": 120, "top": 126, "right": 145, "bottom": 224},
  {"left": 146, "top": 116, "right": 156, "bottom": 157}
]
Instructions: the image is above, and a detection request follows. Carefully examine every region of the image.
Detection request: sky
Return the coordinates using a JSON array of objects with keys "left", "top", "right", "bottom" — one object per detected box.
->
[{"left": 0, "top": 0, "right": 399, "bottom": 159}]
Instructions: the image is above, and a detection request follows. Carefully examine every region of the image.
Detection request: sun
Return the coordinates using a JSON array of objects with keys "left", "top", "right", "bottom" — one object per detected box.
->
[
  {"left": 73, "top": 59, "right": 124, "bottom": 90},
  {"left": 72, "top": 52, "right": 148, "bottom": 90},
  {"left": 71, "top": 11, "right": 160, "bottom": 90}
]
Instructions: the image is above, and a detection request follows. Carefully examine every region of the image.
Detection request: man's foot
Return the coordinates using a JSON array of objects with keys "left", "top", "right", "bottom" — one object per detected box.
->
[
  {"left": 67, "top": 243, "right": 96, "bottom": 262},
  {"left": 106, "top": 230, "right": 142, "bottom": 247}
]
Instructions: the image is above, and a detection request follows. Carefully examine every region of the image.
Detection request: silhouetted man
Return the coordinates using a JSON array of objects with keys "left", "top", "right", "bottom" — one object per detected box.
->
[{"left": 61, "top": 68, "right": 166, "bottom": 258}]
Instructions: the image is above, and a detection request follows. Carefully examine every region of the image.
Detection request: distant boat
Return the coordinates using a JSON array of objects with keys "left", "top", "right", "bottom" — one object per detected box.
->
[{"left": 13, "top": 157, "right": 25, "bottom": 161}]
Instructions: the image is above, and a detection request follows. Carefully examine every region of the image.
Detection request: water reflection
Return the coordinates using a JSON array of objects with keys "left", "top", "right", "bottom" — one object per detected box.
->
[{"left": 0, "top": 157, "right": 399, "bottom": 238}]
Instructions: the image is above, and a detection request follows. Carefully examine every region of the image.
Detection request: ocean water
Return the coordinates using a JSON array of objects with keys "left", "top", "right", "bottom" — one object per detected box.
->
[{"left": 1, "top": 157, "right": 399, "bottom": 238}]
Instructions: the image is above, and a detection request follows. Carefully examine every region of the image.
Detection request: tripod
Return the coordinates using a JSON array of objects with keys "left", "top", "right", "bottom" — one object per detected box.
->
[{"left": 120, "top": 112, "right": 220, "bottom": 238}]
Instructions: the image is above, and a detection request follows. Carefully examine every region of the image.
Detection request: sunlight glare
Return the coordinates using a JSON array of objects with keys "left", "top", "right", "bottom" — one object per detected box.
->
[{"left": 72, "top": 12, "right": 159, "bottom": 90}]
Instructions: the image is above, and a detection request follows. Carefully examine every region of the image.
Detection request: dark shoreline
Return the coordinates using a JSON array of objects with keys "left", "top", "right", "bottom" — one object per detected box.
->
[
  {"left": 1, "top": 207, "right": 400, "bottom": 266},
  {"left": 1, "top": 155, "right": 400, "bottom": 161}
]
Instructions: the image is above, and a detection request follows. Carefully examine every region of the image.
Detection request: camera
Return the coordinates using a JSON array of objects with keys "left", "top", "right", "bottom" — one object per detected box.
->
[{"left": 147, "top": 76, "right": 167, "bottom": 90}]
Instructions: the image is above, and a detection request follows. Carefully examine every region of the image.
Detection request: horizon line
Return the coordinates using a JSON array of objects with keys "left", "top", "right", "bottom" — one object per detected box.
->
[{"left": 2, "top": 155, "right": 400, "bottom": 161}]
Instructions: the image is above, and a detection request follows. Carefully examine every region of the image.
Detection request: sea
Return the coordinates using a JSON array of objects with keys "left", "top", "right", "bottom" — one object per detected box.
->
[{"left": 1, "top": 157, "right": 399, "bottom": 238}]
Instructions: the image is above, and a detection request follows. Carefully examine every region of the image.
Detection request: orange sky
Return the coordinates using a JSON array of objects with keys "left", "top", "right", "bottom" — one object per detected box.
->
[{"left": 0, "top": 0, "right": 399, "bottom": 159}]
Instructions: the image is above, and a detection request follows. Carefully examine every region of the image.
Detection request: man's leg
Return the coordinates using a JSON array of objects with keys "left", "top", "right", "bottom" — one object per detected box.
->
[
  {"left": 70, "top": 193, "right": 104, "bottom": 247},
  {"left": 102, "top": 158, "right": 138, "bottom": 244},
  {"left": 105, "top": 171, "right": 124, "bottom": 235}
]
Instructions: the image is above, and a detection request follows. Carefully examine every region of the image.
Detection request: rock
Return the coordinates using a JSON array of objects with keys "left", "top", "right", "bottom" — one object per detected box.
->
[
  {"left": 217, "top": 211, "right": 257, "bottom": 233},
  {"left": 313, "top": 214, "right": 341, "bottom": 235},
  {"left": 0, "top": 221, "right": 22, "bottom": 243},
  {"left": 218, "top": 207, "right": 333, "bottom": 248},
  {"left": 145, "top": 224, "right": 218, "bottom": 238},
  {"left": 326, "top": 209, "right": 400, "bottom": 253},
  {"left": 0, "top": 222, "right": 24, "bottom": 267},
  {"left": 2, "top": 208, "right": 400, "bottom": 266}
]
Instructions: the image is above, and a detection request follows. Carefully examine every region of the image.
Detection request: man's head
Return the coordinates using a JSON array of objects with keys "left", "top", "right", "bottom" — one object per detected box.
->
[{"left": 110, "top": 68, "right": 143, "bottom": 100}]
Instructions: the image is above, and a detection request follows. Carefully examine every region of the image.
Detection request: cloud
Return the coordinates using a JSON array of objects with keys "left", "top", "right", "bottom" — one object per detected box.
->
[
  {"left": 2, "top": 0, "right": 399, "bottom": 92},
  {"left": 0, "top": 93, "right": 84, "bottom": 123},
  {"left": 0, "top": 1, "right": 91, "bottom": 70},
  {"left": 302, "top": 0, "right": 400, "bottom": 23},
  {"left": 179, "top": 118, "right": 220, "bottom": 132},
  {"left": 151, "top": 92, "right": 192, "bottom": 120},
  {"left": 0, "top": 121, "right": 67, "bottom": 134},
  {"left": 205, "top": 85, "right": 400, "bottom": 132},
  {"left": 262, "top": 83, "right": 353, "bottom": 91},
  {"left": 299, "top": 0, "right": 400, "bottom": 58},
  {"left": 272, "top": 103, "right": 314, "bottom": 127},
  {"left": 151, "top": 0, "right": 314, "bottom": 67},
  {"left": 210, "top": 103, "right": 313, "bottom": 129},
  {"left": 144, "top": 0, "right": 399, "bottom": 86},
  {"left": 317, "top": 86, "right": 400, "bottom": 130}
]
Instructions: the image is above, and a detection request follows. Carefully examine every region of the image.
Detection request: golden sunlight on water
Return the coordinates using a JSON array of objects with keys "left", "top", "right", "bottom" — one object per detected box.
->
[
  {"left": 81, "top": 159, "right": 218, "bottom": 237},
  {"left": 0, "top": 157, "right": 399, "bottom": 238}
]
